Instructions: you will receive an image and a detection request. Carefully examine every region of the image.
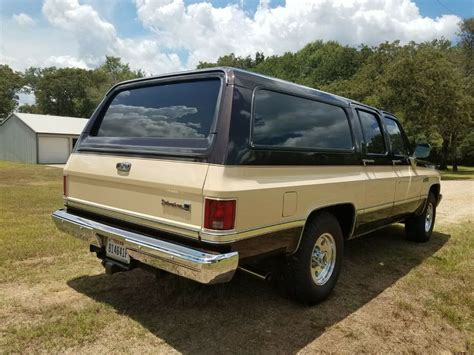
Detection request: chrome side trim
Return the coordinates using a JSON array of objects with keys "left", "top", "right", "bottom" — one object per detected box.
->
[
  {"left": 200, "top": 220, "right": 306, "bottom": 243},
  {"left": 52, "top": 209, "right": 238, "bottom": 284},
  {"left": 358, "top": 202, "right": 394, "bottom": 215},
  {"left": 393, "top": 196, "right": 422, "bottom": 207},
  {"left": 351, "top": 218, "right": 406, "bottom": 238},
  {"left": 66, "top": 198, "right": 200, "bottom": 239}
]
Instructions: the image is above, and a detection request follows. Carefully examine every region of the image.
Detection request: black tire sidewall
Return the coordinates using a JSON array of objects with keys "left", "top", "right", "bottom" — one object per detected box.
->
[
  {"left": 289, "top": 212, "right": 344, "bottom": 304},
  {"left": 406, "top": 192, "right": 437, "bottom": 242}
]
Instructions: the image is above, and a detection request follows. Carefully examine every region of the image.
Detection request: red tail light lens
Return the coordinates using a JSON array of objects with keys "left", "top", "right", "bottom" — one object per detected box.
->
[
  {"left": 204, "top": 198, "right": 236, "bottom": 230},
  {"left": 63, "top": 175, "right": 68, "bottom": 197}
]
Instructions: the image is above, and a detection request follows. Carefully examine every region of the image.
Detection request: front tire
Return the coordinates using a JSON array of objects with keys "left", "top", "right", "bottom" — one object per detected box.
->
[
  {"left": 285, "top": 212, "right": 344, "bottom": 304},
  {"left": 405, "top": 192, "right": 436, "bottom": 243}
]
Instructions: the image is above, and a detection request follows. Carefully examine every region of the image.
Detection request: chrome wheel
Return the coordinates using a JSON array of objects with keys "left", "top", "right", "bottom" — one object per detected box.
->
[
  {"left": 311, "top": 233, "right": 336, "bottom": 286},
  {"left": 425, "top": 202, "right": 434, "bottom": 233}
]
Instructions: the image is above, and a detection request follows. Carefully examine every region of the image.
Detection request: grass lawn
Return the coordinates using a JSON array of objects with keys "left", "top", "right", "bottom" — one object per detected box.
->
[
  {"left": 440, "top": 165, "right": 474, "bottom": 180},
  {"left": 0, "top": 160, "right": 472, "bottom": 353}
]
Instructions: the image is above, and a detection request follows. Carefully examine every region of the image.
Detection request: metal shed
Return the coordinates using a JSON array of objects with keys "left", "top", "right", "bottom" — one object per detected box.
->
[{"left": 0, "top": 113, "right": 88, "bottom": 164}]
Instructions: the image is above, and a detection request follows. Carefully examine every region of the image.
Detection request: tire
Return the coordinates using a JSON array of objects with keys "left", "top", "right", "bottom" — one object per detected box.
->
[
  {"left": 405, "top": 192, "right": 436, "bottom": 243},
  {"left": 285, "top": 212, "right": 344, "bottom": 305}
]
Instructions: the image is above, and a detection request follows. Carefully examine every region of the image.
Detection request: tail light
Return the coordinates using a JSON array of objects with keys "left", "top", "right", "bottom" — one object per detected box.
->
[
  {"left": 204, "top": 198, "right": 236, "bottom": 230},
  {"left": 63, "top": 175, "right": 68, "bottom": 197}
]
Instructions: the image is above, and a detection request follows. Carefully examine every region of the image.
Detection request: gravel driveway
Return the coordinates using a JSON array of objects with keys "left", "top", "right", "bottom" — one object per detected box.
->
[{"left": 437, "top": 180, "right": 474, "bottom": 224}]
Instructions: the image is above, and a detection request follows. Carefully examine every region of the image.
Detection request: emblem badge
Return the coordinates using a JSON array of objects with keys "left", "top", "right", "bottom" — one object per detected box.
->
[{"left": 116, "top": 162, "right": 132, "bottom": 173}]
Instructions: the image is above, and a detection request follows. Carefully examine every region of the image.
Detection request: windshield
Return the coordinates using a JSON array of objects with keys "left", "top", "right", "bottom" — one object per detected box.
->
[{"left": 83, "top": 77, "right": 222, "bottom": 154}]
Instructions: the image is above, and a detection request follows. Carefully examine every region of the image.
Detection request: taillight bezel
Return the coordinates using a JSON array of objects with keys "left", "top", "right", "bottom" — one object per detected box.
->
[{"left": 203, "top": 197, "right": 237, "bottom": 231}]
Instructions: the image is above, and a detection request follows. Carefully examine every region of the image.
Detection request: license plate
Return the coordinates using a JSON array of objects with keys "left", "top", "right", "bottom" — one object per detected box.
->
[{"left": 106, "top": 238, "right": 130, "bottom": 264}]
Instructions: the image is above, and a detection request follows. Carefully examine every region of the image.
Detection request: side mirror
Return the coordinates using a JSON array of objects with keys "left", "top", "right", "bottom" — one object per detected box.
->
[{"left": 413, "top": 143, "right": 431, "bottom": 159}]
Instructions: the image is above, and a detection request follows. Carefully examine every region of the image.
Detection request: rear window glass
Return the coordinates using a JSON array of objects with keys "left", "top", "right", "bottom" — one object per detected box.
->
[
  {"left": 95, "top": 79, "right": 221, "bottom": 141},
  {"left": 252, "top": 90, "right": 353, "bottom": 150}
]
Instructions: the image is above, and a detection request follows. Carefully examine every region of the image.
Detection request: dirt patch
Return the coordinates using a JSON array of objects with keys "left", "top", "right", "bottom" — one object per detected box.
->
[{"left": 436, "top": 180, "right": 474, "bottom": 225}]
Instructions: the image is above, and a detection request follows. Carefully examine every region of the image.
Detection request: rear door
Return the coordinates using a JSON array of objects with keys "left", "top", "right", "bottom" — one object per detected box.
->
[{"left": 64, "top": 75, "right": 224, "bottom": 239}]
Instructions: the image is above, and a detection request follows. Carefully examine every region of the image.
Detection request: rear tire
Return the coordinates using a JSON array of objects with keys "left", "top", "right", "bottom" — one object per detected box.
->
[
  {"left": 285, "top": 212, "right": 344, "bottom": 305},
  {"left": 405, "top": 192, "right": 436, "bottom": 243}
]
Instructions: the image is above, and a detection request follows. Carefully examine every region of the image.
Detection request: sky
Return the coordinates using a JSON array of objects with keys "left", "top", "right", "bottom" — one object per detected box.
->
[{"left": 0, "top": 0, "right": 472, "bottom": 76}]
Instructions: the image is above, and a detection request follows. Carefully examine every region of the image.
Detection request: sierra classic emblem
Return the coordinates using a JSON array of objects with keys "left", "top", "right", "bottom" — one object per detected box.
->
[
  {"left": 161, "top": 199, "right": 191, "bottom": 212},
  {"left": 116, "top": 162, "right": 132, "bottom": 172}
]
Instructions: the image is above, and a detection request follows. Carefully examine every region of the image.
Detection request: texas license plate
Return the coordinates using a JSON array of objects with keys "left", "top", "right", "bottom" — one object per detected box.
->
[{"left": 106, "top": 238, "right": 130, "bottom": 264}]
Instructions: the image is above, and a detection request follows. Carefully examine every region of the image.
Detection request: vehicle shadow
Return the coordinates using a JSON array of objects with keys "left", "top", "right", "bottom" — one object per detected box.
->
[{"left": 68, "top": 225, "right": 449, "bottom": 354}]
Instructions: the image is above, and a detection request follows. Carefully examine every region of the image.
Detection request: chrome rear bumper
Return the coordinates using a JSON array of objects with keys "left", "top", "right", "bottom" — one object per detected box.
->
[{"left": 51, "top": 209, "right": 238, "bottom": 284}]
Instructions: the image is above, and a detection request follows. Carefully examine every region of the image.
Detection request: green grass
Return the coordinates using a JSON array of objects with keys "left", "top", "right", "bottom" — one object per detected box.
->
[
  {"left": 0, "top": 161, "right": 85, "bottom": 267},
  {"left": 440, "top": 165, "right": 474, "bottom": 180},
  {"left": 0, "top": 160, "right": 472, "bottom": 352},
  {"left": 403, "top": 222, "right": 474, "bottom": 336}
]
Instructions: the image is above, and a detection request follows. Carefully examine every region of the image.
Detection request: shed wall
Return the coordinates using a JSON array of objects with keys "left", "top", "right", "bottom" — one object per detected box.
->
[{"left": 0, "top": 116, "right": 37, "bottom": 163}]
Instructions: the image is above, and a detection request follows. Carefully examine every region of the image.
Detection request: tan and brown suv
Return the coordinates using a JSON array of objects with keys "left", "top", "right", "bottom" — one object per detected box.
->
[{"left": 52, "top": 67, "right": 442, "bottom": 304}]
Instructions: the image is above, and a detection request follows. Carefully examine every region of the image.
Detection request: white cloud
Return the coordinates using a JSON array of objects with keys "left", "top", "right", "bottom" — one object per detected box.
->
[
  {"left": 134, "top": 0, "right": 461, "bottom": 68},
  {"left": 44, "top": 55, "right": 89, "bottom": 69},
  {"left": 12, "top": 13, "right": 36, "bottom": 27},
  {"left": 0, "top": 0, "right": 462, "bottom": 75},
  {"left": 0, "top": 20, "right": 79, "bottom": 70},
  {"left": 41, "top": 0, "right": 183, "bottom": 73}
]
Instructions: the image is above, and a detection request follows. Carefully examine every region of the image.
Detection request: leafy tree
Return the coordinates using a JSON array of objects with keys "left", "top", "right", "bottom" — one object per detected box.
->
[
  {"left": 458, "top": 17, "right": 473, "bottom": 76},
  {"left": 20, "top": 57, "right": 144, "bottom": 118},
  {"left": 0, "top": 65, "right": 23, "bottom": 119},
  {"left": 198, "top": 52, "right": 261, "bottom": 70},
  {"left": 87, "top": 56, "right": 144, "bottom": 105},
  {"left": 296, "top": 41, "right": 364, "bottom": 87},
  {"left": 17, "top": 104, "right": 40, "bottom": 114},
  {"left": 24, "top": 67, "right": 96, "bottom": 117}
]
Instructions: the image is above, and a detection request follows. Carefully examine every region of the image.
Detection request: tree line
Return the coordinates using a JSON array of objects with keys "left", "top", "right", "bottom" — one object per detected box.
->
[
  {"left": 0, "top": 18, "right": 472, "bottom": 169},
  {"left": 0, "top": 56, "right": 144, "bottom": 119},
  {"left": 198, "top": 18, "right": 473, "bottom": 170}
]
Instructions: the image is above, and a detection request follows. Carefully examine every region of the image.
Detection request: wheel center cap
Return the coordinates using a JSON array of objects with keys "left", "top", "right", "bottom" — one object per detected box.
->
[{"left": 314, "top": 249, "right": 327, "bottom": 266}]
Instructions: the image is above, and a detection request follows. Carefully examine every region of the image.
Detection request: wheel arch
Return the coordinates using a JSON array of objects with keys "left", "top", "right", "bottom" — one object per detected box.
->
[
  {"left": 302, "top": 203, "right": 356, "bottom": 241},
  {"left": 429, "top": 183, "right": 441, "bottom": 202}
]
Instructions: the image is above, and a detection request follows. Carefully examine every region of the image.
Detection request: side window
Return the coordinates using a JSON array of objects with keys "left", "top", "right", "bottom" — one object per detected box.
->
[
  {"left": 357, "top": 110, "right": 386, "bottom": 155},
  {"left": 252, "top": 90, "right": 353, "bottom": 150},
  {"left": 383, "top": 117, "right": 409, "bottom": 156}
]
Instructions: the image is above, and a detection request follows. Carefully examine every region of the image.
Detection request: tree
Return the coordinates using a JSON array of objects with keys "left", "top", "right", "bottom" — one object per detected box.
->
[
  {"left": 374, "top": 41, "right": 470, "bottom": 170},
  {"left": 87, "top": 56, "right": 144, "bottom": 105},
  {"left": 296, "top": 41, "right": 364, "bottom": 87},
  {"left": 29, "top": 67, "right": 96, "bottom": 117},
  {"left": 0, "top": 65, "right": 23, "bottom": 119},
  {"left": 455, "top": 17, "right": 474, "bottom": 170},
  {"left": 20, "top": 57, "right": 144, "bottom": 118},
  {"left": 458, "top": 17, "right": 473, "bottom": 76}
]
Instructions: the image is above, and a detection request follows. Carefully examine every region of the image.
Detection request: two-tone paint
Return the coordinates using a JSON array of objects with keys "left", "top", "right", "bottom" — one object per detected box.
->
[{"left": 61, "top": 67, "right": 441, "bottom": 266}]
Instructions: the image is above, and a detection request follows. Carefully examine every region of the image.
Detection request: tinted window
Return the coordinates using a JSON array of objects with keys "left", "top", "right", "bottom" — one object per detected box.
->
[
  {"left": 358, "top": 110, "right": 386, "bottom": 154},
  {"left": 384, "top": 117, "right": 409, "bottom": 156},
  {"left": 96, "top": 79, "right": 220, "bottom": 140},
  {"left": 252, "top": 90, "right": 352, "bottom": 150}
]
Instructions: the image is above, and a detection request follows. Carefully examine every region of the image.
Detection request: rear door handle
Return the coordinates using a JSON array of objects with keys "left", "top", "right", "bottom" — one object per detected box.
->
[{"left": 362, "top": 159, "right": 375, "bottom": 166}]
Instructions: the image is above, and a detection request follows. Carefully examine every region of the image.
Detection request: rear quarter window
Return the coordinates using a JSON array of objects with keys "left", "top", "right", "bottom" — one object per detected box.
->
[{"left": 251, "top": 89, "right": 353, "bottom": 150}]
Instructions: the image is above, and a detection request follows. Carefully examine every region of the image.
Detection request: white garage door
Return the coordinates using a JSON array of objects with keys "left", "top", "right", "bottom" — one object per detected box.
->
[{"left": 38, "top": 136, "right": 70, "bottom": 164}]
